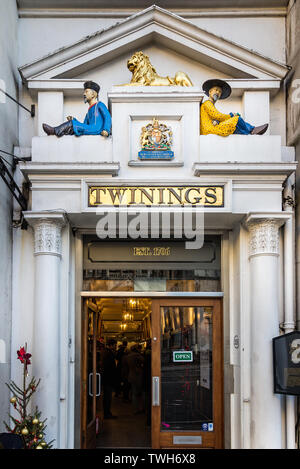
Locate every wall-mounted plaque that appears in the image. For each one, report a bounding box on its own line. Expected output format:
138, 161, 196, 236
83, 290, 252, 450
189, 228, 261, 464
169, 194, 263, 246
138, 118, 174, 160
173, 436, 202, 445
273, 331, 300, 395
88, 185, 224, 207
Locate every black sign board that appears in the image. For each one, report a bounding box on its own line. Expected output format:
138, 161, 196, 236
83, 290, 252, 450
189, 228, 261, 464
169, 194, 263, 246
273, 331, 300, 395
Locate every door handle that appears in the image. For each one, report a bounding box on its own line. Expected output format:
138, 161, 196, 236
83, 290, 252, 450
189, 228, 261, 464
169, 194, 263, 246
152, 376, 160, 406
88, 372, 93, 397
96, 373, 101, 397
89, 373, 101, 397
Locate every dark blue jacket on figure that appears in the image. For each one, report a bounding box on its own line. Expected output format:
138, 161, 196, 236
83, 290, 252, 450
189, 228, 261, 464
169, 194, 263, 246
72, 101, 112, 136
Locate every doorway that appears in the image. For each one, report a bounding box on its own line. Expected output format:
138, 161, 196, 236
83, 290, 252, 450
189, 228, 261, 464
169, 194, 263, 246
81, 296, 223, 449
81, 297, 152, 449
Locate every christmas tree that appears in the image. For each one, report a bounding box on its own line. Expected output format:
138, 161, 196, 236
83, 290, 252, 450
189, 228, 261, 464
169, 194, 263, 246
4, 344, 54, 449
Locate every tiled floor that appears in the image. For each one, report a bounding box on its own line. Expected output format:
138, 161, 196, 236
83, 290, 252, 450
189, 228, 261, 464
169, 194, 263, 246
96, 395, 151, 448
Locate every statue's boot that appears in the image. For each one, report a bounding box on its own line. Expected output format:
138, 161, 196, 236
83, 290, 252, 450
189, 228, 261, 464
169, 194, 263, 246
42, 123, 55, 135
43, 120, 74, 137
251, 123, 268, 135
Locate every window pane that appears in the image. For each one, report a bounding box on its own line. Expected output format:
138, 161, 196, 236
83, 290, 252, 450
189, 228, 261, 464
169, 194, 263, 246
82, 237, 221, 292
160, 306, 213, 431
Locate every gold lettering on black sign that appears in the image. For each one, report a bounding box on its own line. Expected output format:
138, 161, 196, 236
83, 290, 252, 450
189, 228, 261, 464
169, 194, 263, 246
88, 186, 224, 207
133, 247, 171, 256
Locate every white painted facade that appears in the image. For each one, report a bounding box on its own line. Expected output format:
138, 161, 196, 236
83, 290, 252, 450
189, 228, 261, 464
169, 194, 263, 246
0, 0, 18, 434
4, 1, 299, 449
286, 0, 300, 446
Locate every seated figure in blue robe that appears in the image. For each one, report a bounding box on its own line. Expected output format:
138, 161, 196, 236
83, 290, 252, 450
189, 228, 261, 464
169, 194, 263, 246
42, 81, 111, 138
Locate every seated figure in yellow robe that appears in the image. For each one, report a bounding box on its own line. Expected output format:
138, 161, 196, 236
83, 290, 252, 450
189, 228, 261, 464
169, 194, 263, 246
200, 79, 268, 136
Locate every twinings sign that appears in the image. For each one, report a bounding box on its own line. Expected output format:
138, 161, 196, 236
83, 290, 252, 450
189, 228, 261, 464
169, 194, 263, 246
88, 185, 224, 207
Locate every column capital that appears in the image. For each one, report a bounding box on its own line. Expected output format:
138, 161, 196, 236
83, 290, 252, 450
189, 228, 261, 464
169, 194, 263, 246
24, 211, 67, 257
244, 213, 290, 258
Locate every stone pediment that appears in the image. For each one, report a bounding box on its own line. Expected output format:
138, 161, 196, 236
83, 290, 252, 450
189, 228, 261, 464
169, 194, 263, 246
19, 5, 289, 88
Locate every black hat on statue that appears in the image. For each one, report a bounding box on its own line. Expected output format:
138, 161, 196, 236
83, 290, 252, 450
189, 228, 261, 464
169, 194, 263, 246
202, 79, 232, 100
84, 81, 100, 94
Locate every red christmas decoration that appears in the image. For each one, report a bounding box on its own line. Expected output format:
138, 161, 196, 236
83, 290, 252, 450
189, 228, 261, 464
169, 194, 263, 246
17, 346, 32, 366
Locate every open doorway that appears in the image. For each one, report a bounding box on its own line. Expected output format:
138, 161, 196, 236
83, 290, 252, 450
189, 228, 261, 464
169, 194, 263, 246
81, 295, 223, 449
82, 297, 152, 449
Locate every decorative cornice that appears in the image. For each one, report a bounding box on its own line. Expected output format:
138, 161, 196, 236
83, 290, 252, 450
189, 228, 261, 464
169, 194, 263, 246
109, 86, 204, 103
193, 161, 297, 177
20, 162, 120, 178
19, 5, 289, 82
27, 79, 86, 96
17, 0, 289, 13
27, 78, 281, 96
18, 8, 288, 19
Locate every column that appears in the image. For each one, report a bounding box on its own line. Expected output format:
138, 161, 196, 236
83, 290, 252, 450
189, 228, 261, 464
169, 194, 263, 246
25, 212, 66, 448
246, 216, 283, 449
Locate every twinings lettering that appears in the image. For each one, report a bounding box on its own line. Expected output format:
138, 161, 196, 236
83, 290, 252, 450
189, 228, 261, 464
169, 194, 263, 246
88, 186, 224, 207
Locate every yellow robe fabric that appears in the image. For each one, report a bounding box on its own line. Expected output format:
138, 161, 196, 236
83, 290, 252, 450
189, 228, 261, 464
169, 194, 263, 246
200, 100, 239, 137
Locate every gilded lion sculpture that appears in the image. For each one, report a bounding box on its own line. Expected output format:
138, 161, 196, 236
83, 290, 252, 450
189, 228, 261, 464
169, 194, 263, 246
123, 51, 193, 87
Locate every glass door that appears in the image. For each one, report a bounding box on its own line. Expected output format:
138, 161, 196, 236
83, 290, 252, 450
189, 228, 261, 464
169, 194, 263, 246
81, 299, 101, 449
151, 299, 223, 449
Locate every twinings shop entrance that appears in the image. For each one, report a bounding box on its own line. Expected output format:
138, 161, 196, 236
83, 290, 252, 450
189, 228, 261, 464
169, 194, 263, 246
81, 237, 223, 449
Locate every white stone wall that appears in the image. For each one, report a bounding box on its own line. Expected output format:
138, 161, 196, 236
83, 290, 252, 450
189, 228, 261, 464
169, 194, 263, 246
287, 1, 300, 335
17, 12, 288, 147
191, 17, 286, 64
18, 15, 286, 66
0, 0, 18, 433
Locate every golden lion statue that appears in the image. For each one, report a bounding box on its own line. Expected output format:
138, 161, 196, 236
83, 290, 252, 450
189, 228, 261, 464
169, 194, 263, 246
123, 51, 193, 87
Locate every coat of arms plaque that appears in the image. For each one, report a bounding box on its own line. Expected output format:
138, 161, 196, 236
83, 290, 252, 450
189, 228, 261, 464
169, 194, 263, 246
138, 118, 174, 160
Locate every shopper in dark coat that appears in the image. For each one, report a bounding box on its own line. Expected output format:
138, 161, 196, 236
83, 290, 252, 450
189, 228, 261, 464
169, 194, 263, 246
100, 338, 117, 419
123, 344, 145, 414
115, 340, 128, 397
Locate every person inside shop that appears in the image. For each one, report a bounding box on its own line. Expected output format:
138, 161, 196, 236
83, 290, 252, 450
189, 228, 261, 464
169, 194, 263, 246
121, 345, 131, 403
42, 80, 111, 138
115, 340, 128, 398
123, 344, 145, 415
100, 338, 118, 419
200, 78, 268, 136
